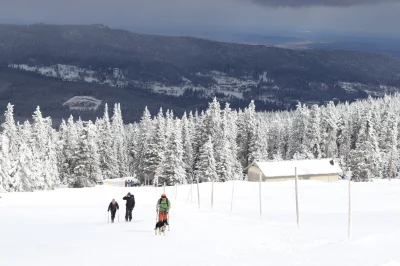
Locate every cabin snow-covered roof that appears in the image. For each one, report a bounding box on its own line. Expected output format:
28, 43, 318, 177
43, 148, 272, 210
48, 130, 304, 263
250, 159, 343, 178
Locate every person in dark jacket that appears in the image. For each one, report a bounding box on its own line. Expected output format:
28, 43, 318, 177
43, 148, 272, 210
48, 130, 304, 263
122, 192, 135, 222
107, 199, 119, 223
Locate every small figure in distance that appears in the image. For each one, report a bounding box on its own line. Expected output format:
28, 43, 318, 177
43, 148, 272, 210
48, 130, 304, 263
123, 192, 135, 222
107, 199, 119, 223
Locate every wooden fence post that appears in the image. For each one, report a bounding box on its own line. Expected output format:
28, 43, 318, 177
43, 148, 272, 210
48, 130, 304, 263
259, 171, 262, 219
197, 178, 200, 209
347, 171, 352, 239
295, 167, 300, 228
230, 180, 235, 215
211, 180, 214, 210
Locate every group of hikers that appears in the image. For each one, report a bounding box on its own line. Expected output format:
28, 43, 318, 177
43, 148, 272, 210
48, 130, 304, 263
107, 192, 171, 228
124, 180, 138, 187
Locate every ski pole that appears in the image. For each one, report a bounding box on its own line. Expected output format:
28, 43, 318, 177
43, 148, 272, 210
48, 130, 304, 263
168, 211, 170, 231
167, 209, 170, 231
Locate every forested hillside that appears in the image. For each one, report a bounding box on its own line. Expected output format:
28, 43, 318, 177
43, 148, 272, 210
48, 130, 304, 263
1, 93, 399, 192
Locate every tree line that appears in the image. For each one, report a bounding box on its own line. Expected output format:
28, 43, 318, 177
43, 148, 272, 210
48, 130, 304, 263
1, 94, 399, 192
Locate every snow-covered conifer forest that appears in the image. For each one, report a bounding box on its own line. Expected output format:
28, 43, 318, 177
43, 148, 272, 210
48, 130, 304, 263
1, 94, 399, 192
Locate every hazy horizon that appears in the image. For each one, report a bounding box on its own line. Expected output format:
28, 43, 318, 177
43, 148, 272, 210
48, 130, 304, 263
1, 0, 400, 38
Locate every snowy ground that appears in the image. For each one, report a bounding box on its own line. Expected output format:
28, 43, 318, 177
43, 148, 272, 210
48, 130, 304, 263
1, 180, 400, 266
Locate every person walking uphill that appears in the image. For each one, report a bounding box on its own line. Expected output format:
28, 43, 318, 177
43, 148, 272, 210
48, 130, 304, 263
123, 192, 135, 222
107, 199, 119, 223
157, 193, 171, 224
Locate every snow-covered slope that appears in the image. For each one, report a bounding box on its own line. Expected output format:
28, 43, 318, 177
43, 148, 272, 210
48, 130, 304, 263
8, 64, 277, 100
3, 23, 400, 111
1, 180, 400, 266
9, 64, 129, 88
8, 62, 400, 106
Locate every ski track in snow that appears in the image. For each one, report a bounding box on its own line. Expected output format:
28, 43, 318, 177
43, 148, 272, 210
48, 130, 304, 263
1, 180, 400, 266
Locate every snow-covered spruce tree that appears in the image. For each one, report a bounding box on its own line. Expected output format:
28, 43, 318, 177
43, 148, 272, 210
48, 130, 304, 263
194, 98, 222, 171
350, 110, 382, 181
136, 107, 157, 185
87, 121, 103, 184
181, 112, 194, 181
0, 134, 11, 192
195, 136, 218, 182
140, 110, 167, 186
158, 119, 186, 185
188, 111, 196, 138
279, 115, 292, 160
215, 103, 241, 181
31, 107, 47, 190
245, 101, 258, 165
165, 109, 175, 139
216, 134, 233, 182
337, 103, 353, 170
248, 120, 269, 163
227, 106, 244, 180
126, 123, 139, 176
151, 108, 168, 185
192, 110, 204, 168
45, 118, 60, 189
349, 102, 363, 153
379, 109, 398, 179
69, 122, 97, 188
236, 109, 247, 167
236, 101, 258, 168
1, 104, 19, 192
111, 103, 129, 178
207, 99, 224, 167
57, 119, 69, 185
14, 121, 35, 191
224, 103, 243, 180
97, 104, 118, 179
321, 101, 338, 159
289, 103, 313, 160
216, 106, 232, 181
305, 104, 321, 159
31, 107, 59, 190
267, 115, 288, 161
188, 111, 197, 163
60, 116, 79, 185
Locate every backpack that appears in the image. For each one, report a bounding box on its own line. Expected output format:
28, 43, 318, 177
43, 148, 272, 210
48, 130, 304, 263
158, 197, 170, 207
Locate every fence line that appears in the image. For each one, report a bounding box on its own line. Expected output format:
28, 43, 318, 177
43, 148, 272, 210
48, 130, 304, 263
154, 170, 358, 241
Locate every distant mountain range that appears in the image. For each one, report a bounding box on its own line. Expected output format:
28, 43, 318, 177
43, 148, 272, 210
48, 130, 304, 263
1, 23, 400, 124
149, 29, 400, 59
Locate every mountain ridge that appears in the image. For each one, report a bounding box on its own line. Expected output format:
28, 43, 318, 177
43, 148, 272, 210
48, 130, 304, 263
1, 23, 400, 123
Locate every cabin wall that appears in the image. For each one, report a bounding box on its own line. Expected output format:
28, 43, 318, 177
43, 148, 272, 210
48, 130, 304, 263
263, 174, 339, 182
247, 166, 339, 182
247, 166, 266, 182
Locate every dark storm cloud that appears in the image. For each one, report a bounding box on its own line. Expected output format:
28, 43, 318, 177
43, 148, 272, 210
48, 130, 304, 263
249, 0, 400, 7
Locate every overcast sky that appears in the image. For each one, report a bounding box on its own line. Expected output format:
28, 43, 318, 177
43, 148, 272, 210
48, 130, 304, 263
1, 0, 400, 36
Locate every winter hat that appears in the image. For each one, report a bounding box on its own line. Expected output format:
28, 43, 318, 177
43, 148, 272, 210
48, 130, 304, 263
128, 192, 131, 196
161, 193, 166, 198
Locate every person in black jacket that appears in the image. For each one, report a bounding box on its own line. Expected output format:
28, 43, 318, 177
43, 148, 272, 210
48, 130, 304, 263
107, 199, 119, 223
122, 192, 135, 222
